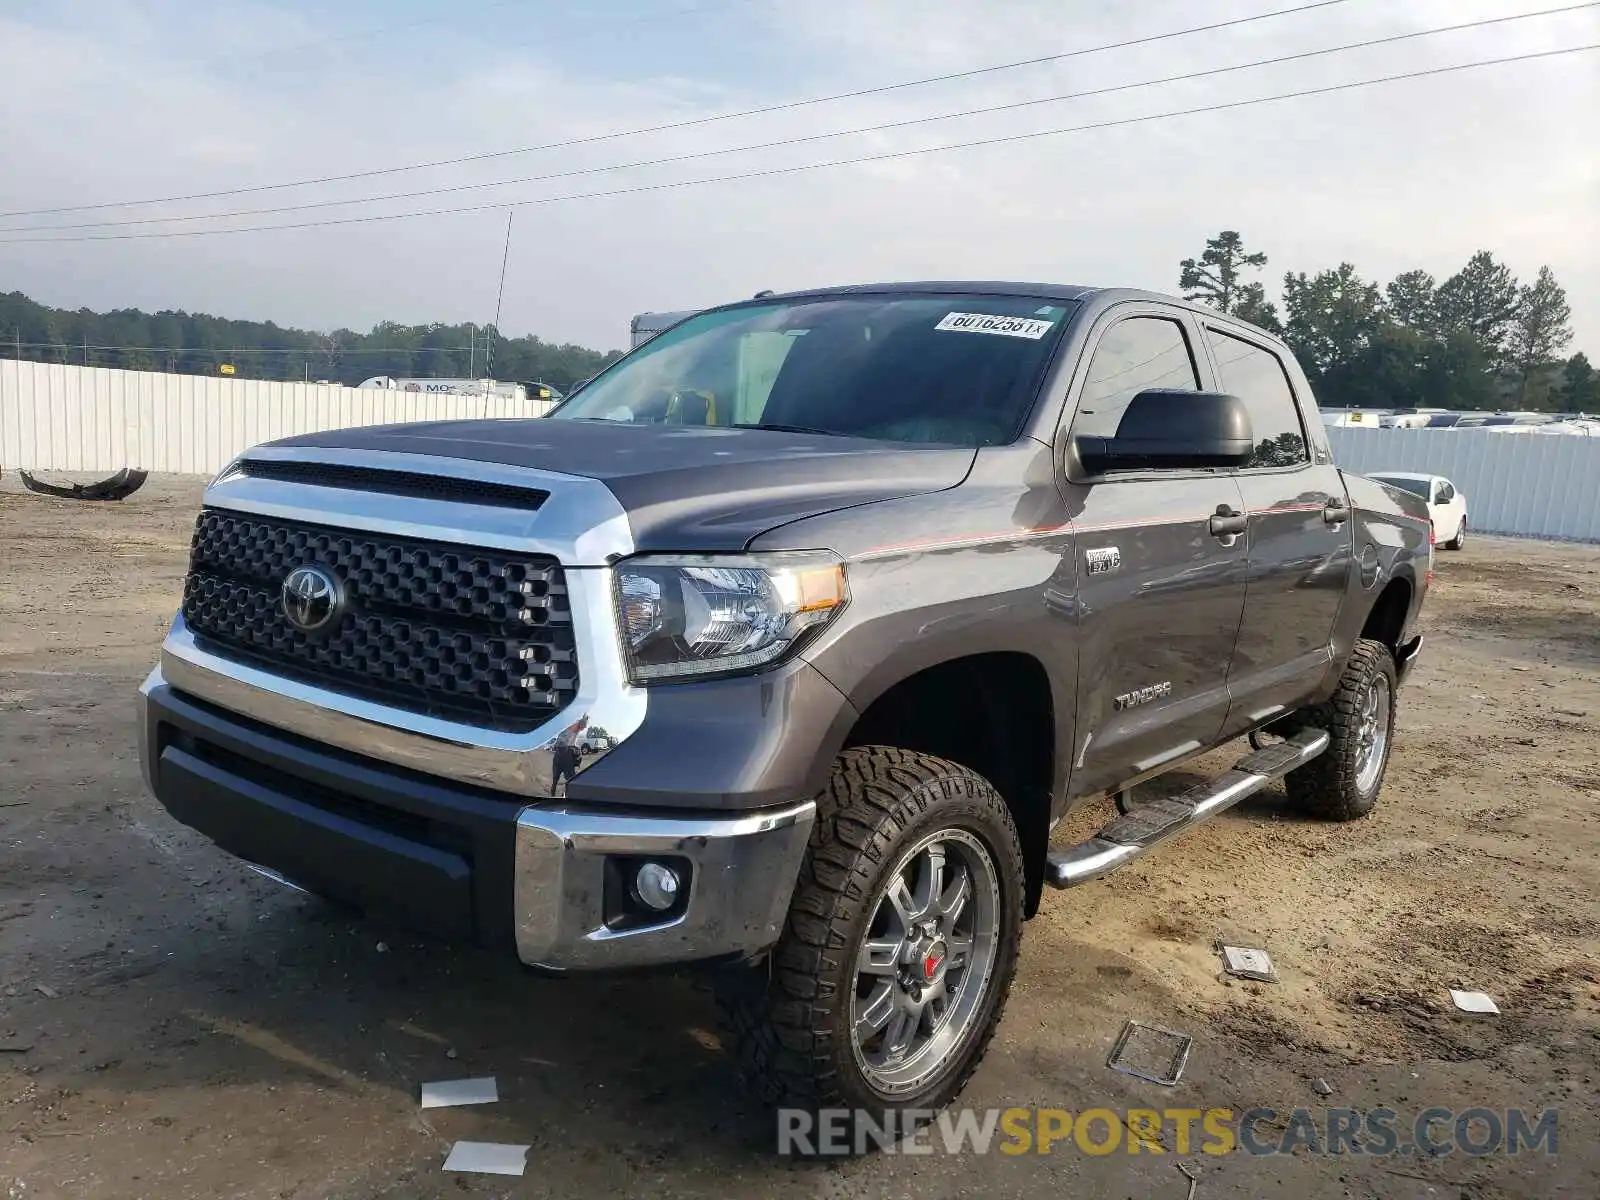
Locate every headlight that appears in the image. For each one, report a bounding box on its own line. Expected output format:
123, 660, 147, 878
613, 553, 847, 684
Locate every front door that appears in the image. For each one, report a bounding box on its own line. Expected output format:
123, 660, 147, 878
1059, 306, 1250, 797
1200, 324, 1354, 734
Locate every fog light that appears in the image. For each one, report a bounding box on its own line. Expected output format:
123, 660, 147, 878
634, 862, 680, 911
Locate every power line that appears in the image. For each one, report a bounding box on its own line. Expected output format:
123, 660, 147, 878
2, 43, 1592, 246
10, 4, 1588, 235
0, 0, 1357, 220
486, 212, 516, 380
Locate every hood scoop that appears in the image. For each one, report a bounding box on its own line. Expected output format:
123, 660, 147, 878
236, 458, 550, 510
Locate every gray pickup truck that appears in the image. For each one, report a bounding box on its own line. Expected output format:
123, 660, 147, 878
139, 281, 1430, 1117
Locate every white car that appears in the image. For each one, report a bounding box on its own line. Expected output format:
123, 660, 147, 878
1369, 472, 1469, 549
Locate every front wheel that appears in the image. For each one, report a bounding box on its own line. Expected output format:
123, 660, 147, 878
719, 747, 1024, 1117
1446, 519, 1466, 550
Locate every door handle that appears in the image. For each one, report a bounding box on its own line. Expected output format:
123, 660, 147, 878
1209, 504, 1247, 538
1323, 499, 1351, 524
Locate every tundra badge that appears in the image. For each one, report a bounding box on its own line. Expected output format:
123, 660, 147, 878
1114, 681, 1172, 711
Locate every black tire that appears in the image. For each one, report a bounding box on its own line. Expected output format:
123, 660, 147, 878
1284, 638, 1397, 821
718, 746, 1024, 1118
1446, 519, 1466, 550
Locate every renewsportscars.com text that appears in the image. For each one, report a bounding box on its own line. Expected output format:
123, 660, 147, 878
777, 1106, 1559, 1157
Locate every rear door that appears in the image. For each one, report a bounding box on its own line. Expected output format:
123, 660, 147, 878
1060, 305, 1249, 796
1202, 325, 1354, 736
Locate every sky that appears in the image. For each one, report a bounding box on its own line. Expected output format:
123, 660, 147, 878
0, 0, 1596, 355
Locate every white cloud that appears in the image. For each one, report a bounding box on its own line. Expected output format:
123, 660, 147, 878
0, 0, 1594, 356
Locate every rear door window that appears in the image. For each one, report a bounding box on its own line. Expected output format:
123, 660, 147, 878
1206, 329, 1309, 469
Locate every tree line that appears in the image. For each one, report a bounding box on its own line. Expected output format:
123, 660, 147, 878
7, 248, 1595, 413
0, 291, 622, 392
1179, 232, 1596, 412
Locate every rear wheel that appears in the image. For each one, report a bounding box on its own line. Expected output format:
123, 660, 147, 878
1284, 638, 1396, 821
719, 747, 1024, 1117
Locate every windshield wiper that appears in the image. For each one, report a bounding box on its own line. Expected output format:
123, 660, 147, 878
730, 422, 839, 436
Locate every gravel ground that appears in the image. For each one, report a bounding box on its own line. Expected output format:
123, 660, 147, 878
2, 474, 1597, 1199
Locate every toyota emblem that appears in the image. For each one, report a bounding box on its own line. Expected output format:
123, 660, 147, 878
281, 565, 345, 634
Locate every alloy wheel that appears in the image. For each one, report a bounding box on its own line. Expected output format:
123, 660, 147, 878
849, 828, 1001, 1096
1353, 673, 1391, 794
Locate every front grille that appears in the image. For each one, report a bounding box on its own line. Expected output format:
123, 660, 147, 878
181, 508, 578, 731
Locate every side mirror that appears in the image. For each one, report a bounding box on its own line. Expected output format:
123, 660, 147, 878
1076, 388, 1254, 474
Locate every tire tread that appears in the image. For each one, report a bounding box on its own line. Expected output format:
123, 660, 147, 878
718, 746, 1024, 1112
1284, 638, 1396, 821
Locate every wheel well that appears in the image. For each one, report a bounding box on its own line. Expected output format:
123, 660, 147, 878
1360, 578, 1412, 653
844, 653, 1054, 917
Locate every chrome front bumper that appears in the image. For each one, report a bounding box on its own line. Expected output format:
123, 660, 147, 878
512, 799, 815, 970
142, 664, 815, 971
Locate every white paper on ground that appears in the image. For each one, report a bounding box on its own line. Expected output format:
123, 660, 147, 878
442, 1142, 529, 1176
1221, 945, 1278, 982
420, 1076, 499, 1109
1449, 989, 1500, 1014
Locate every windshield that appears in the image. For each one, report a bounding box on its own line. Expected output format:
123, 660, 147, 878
552, 294, 1075, 445
1372, 475, 1431, 498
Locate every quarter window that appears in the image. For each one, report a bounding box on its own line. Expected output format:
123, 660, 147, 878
1071, 316, 1200, 439
1206, 329, 1308, 469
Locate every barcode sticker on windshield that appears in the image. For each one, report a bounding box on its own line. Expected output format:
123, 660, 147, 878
935, 312, 1055, 340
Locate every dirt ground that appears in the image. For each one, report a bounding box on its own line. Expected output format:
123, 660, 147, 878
2, 474, 1597, 1199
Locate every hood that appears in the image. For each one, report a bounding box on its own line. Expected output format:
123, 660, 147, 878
270, 418, 976, 552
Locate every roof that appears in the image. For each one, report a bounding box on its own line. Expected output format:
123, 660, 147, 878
725, 279, 1285, 321
1367, 471, 1436, 481
670, 281, 1291, 348
754, 281, 1102, 302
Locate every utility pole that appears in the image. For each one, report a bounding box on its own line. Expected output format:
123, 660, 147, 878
468, 323, 476, 378
484, 212, 515, 408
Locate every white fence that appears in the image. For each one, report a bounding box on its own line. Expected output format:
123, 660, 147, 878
1328, 426, 1600, 543
0, 360, 554, 477
5, 362, 1598, 541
